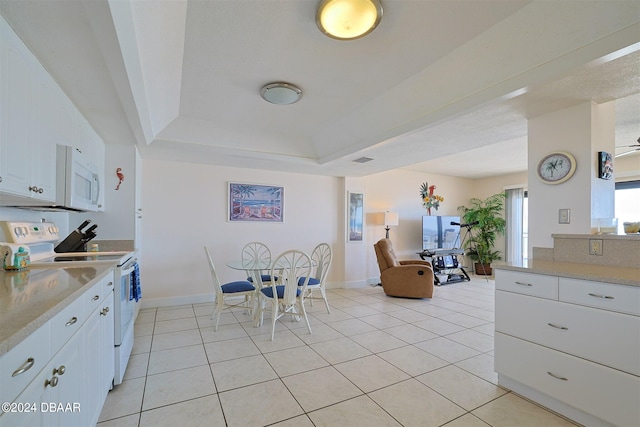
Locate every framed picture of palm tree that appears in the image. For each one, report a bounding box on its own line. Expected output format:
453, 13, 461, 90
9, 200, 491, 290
228, 183, 284, 222
347, 192, 364, 242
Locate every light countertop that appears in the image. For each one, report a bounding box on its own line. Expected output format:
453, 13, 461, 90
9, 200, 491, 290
0, 265, 114, 356
494, 259, 640, 287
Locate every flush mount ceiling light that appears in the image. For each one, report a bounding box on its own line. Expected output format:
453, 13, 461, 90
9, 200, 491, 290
316, 0, 383, 40
260, 82, 302, 105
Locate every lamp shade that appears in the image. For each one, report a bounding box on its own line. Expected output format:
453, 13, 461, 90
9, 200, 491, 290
316, 0, 383, 40
384, 211, 399, 227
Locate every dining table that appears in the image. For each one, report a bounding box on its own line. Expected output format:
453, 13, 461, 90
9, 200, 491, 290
226, 259, 278, 326
226, 259, 273, 287
226, 257, 315, 327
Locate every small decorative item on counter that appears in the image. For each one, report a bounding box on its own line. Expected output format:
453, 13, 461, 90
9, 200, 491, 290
593, 217, 618, 234
3, 246, 31, 271
623, 221, 640, 234
419, 181, 444, 215
90, 243, 100, 252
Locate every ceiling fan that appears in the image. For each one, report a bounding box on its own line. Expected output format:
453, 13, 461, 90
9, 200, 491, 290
615, 136, 640, 158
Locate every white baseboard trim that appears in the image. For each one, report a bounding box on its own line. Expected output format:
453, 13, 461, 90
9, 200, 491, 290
139, 279, 382, 309
498, 375, 614, 427
342, 279, 372, 289
140, 293, 214, 309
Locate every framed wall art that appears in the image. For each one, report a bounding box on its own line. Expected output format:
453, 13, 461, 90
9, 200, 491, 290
228, 183, 284, 222
598, 151, 613, 180
347, 192, 364, 242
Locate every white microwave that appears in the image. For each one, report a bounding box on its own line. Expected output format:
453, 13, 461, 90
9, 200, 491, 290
56, 145, 101, 211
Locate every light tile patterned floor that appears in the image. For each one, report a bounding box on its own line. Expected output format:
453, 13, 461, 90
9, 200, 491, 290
97, 278, 579, 427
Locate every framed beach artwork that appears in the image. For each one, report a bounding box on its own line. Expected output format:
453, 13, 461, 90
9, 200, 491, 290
347, 192, 364, 242
228, 183, 284, 223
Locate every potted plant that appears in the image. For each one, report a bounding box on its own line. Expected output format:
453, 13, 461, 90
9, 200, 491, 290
457, 193, 506, 275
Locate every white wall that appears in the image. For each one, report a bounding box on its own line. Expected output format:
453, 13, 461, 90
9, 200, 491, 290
362, 169, 476, 282
139, 159, 342, 306
528, 102, 615, 250
70, 144, 137, 240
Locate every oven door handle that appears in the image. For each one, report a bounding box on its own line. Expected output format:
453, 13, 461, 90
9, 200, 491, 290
121, 259, 138, 276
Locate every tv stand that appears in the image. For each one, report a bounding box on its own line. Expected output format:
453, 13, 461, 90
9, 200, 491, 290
417, 249, 470, 286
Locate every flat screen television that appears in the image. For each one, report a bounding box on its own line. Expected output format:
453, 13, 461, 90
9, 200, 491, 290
422, 216, 461, 250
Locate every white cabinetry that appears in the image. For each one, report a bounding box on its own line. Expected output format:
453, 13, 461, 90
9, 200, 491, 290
495, 269, 640, 427
0, 18, 56, 203
83, 281, 114, 426
0, 15, 105, 208
0, 272, 115, 427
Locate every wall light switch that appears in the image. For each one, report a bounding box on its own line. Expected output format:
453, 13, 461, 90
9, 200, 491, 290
559, 209, 570, 224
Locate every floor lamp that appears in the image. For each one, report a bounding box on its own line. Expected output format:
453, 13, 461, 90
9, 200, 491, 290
384, 211, 399, 238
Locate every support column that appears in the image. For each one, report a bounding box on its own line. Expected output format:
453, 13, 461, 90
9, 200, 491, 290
528, 101, 615, 251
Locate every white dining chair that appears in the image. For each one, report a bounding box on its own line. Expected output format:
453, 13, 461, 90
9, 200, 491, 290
204, 246, 256, 331
299, 243, 332, 313
257, 250, 312, 340
241, 241, 278, 286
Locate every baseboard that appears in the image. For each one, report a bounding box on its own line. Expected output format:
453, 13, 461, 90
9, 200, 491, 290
343, 278, 373, 289
498, 375, 614, 427
140, 293, 214, 309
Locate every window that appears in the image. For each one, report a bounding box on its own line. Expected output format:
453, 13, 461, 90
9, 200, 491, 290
616, 180, 640, 233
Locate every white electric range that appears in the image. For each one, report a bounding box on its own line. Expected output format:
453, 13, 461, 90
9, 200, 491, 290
0, 221, 139, 386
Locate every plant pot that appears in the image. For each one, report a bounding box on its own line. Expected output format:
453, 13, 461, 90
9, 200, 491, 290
474, 263, 492, 276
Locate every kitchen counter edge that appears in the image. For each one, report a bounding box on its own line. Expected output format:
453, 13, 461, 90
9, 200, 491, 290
494, 260, 640, 287
0, 265, 115, 357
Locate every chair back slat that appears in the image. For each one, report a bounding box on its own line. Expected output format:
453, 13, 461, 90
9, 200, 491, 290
204, 246, 223, 293
271, 250, 311, 305
242, 241, 271, 264
311, 243, 332, 283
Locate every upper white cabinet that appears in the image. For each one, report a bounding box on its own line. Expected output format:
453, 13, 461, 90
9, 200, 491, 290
0, 16, 105, 207
0, 19, 44, 200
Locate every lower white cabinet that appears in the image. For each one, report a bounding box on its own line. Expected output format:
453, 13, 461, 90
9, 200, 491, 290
495, 269, 640, 427
84, 292, 114, 426
0, 327, 82, 427
0, 272, 115, 427
496, 333, 639, 427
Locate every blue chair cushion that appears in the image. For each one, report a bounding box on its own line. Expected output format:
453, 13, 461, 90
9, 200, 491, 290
298, 277, 321, 286
248, 274, 278, 283
260, 285, 301, 298
221, 281, 255, 293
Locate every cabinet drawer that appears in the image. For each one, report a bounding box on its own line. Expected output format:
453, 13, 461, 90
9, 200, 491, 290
0, 323, 51, 405
495, 269, 558, 299
49, 296, 84, 352
559, 278, 640, 316
496, 333, 640, 427
84, 273, 112, 314
496, 291, 640, 375
84, 280, 104, 315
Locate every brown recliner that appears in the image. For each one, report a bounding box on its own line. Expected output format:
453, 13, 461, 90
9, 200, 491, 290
374, 238, 434, 298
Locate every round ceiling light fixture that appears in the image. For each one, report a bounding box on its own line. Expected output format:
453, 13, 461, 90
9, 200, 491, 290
260, 82, 303, 105
316, 0, 383, 40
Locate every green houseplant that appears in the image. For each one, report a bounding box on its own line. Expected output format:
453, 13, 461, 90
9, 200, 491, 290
457, 193, 506, 275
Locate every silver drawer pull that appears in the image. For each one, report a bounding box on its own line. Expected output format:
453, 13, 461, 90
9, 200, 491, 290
12, 358, 35, 377
515, 281, 533, 287
92, 295, 100, 301
547, 323, 568, 330
588, 293, 614, 300
65, 317, 78, 327
547, 371, 568, 381
107, 281, 113, 287
45, 376, 58, 388
100, 307, 110, 316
